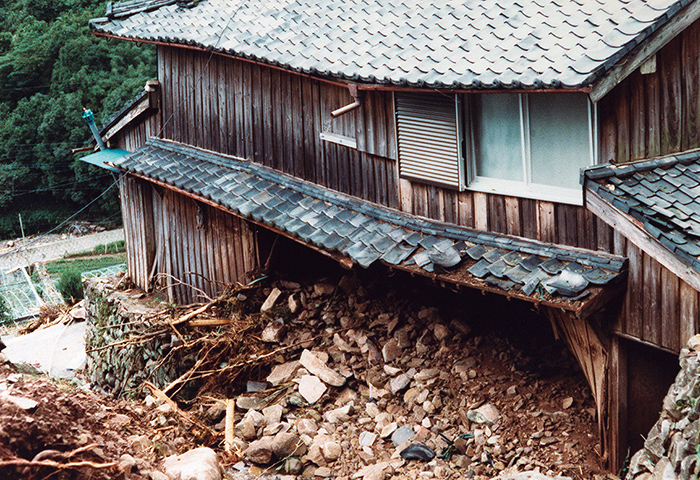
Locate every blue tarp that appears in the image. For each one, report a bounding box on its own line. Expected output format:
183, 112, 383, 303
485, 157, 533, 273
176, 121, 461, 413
79, 149, 128, 172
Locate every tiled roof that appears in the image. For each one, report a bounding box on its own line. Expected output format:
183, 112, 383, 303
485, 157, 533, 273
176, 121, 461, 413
585, 150, 700, 271
90, 0, 691, 90
115, 139, 626, 307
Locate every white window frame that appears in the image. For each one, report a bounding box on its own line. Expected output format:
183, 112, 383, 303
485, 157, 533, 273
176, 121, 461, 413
465, 93, 597, 206
394, 92, 598, 206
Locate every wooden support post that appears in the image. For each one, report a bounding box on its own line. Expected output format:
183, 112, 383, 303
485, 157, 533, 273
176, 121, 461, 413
608, 335, 628, 472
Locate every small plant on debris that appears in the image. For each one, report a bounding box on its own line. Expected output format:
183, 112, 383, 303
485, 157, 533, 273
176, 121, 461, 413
57, 268, 83, 303
0, 295, 11, 324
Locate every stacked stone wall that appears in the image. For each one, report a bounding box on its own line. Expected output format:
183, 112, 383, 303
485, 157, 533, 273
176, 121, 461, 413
84, 278, 194, 397
627, 335, 700, 479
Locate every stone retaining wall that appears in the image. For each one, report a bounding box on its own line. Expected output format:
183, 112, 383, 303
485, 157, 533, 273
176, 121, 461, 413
626, 335, 700, 479
84, 277, 194, 398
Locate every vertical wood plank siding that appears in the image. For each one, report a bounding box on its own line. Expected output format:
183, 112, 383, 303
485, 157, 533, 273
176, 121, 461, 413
157, 46, 612, 250
121, 177, 256, 304
599, 21, 700, 162
611, 232, 698, 352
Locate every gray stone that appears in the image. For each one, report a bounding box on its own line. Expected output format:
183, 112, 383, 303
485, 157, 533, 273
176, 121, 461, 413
299, 350, 345, 387
324, 404, 353, 423
313, 283, 335, 296
298, 375, 327, 404
321, 440, 342, 462
272, 432, 306, 458
433, 324, 449, 341
266, 361, 300, 386
260, 288, 283, 313
1, 393, 38, 411
262, 404, 283, 425
118, 454, 136, 473
261, 321, 286, 343
467, 403, 500, 424
382, 338, 402, 363
243, 438, 273, 465
236, 395, 264, 411
163, 447, 221, 480
391, 425, 415, 446
359, 431, 377, 447
389, 373, 410, 394
296, 418, 318, 437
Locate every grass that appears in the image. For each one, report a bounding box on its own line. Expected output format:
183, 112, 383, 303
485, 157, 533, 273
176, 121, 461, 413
63, 240, 126, 259
44, 253, 127, 277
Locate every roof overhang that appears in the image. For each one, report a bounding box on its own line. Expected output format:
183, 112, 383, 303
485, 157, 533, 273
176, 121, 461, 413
112, 138, 628, 318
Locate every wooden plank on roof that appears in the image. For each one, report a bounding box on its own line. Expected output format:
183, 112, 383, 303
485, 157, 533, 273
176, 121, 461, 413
538, 201, 555, 243
504, 196, 520, 236
615, 81, 630, 163
625, 242, 643, 338
629, 71, 646, 160
456, 191, 474, 228
682, 21, 700, 151
645, 71, 661, 158
473, 192, 488, 231
642, 253, 661, 345
589, 0, 700, 102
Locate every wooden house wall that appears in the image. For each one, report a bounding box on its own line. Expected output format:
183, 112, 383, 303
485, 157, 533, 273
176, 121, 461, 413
108, 108, 161, 152
599, 19, 700, 163
157, 45, 615, 251
609, 230, 700, 352
157, 46, 398, 209
120, 175, 257, 304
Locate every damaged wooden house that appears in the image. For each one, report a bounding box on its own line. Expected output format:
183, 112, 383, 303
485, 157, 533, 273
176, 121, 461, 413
87, 0, 700, 469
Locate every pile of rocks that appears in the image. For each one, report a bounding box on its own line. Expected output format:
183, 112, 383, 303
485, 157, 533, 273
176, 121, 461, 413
83, 271, 603, 479
626, 335, 700, 480
194, 276, 599, 479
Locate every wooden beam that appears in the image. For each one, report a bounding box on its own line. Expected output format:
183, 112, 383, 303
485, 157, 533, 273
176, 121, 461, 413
104, 97, 153, 141
590, 1, 700, 103
586, 188, 700, 292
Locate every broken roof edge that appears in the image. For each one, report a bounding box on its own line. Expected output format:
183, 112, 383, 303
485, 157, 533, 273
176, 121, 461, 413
112, 138, 628, 313
585, 185, 700, 293
584, 148, 700, 181
142, 137, 626, 272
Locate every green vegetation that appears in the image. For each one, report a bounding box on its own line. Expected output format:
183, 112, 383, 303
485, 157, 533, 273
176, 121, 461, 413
0, 0, 156, 238
44, 253, 126, 277
0, 295, 11, 324
64, 239, 126, 258
57, 268, 83, 302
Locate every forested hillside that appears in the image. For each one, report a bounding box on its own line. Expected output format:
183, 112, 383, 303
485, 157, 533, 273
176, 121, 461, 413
0, 0, 156, 238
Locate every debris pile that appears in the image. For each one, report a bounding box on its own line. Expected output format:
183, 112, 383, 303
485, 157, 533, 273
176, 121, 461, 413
80, 271, 605, 479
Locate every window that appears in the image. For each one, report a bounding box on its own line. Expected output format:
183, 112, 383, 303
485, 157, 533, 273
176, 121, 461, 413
395, 92, 597, 205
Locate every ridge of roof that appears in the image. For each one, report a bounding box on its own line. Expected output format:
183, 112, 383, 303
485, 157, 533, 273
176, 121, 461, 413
90, 0, 693, 91
113, 138, 626, 308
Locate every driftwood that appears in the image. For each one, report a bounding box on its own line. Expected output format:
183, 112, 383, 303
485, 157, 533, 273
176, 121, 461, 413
0, 444, 118, 472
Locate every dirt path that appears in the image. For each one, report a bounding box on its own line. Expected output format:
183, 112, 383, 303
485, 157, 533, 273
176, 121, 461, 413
0, 229, 124, 272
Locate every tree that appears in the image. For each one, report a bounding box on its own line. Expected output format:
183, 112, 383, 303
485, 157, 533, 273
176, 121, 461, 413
0, 0, 157, 238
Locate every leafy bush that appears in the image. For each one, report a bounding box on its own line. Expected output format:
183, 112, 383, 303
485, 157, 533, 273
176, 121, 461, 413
0, 295, 11, 324
56, 268, 83, 303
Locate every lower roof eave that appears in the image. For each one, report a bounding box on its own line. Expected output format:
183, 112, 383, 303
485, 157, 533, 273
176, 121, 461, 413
110, 138, 628, 316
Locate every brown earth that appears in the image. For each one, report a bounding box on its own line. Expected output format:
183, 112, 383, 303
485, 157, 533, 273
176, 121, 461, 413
0, 260, 614, 480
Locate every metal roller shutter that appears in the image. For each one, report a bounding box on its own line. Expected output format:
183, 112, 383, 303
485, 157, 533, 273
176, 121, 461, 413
395, 93, 464, 190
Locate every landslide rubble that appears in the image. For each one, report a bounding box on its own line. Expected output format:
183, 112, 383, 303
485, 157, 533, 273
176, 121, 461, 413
1, 270, 609, 480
